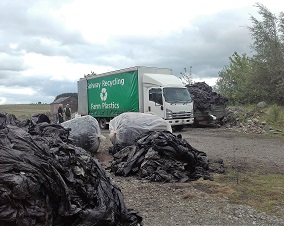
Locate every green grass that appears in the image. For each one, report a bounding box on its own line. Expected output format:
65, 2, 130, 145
264, 104, 284, 130
189, 170, 284, 217
0, 104, 51, 120
214, 171, 284, 216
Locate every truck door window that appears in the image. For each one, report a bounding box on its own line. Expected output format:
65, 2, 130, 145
149, 88, 163, 105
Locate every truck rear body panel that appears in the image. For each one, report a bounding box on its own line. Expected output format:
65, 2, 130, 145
77, 79, 88, 115
87, 70, 139, 118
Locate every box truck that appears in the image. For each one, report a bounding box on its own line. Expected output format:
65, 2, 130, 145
77, 66, 194, 129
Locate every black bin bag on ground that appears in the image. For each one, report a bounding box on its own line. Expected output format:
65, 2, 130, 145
0, 112, 142, 226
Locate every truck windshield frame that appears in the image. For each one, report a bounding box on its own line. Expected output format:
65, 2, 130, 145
163, 87, 192, 104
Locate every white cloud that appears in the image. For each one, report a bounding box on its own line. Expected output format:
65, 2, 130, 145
55, 0, 282, 44
0, 0, 283, 104
57, 0, 247, 43
22, 52, 110, 81
0, 97, 6, 104
192, 77, 218, 87
0, 86, 36, 95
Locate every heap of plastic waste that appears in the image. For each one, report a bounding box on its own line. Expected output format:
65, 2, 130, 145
186, 82, 228, 111
0, 112, 142, 226
110, 130, 225, 182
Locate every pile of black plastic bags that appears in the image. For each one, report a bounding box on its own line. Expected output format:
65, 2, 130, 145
0, 112, 142, 226
110, 130, 224, 182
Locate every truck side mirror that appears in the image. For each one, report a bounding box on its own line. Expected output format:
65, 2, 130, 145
160, 106, 163, 110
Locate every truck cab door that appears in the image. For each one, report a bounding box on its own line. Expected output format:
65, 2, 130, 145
145, 87, 165, 119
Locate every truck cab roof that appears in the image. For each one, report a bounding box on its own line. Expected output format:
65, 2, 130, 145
143, 73, 185, 87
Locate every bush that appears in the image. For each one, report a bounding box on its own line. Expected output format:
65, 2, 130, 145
265, 105, 284, 128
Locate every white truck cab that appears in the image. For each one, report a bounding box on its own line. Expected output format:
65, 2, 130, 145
143, 73, 194, 129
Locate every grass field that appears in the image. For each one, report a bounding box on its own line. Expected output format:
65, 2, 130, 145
0, 104, 52, 120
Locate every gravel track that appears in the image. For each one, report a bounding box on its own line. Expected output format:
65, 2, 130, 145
97, 127, 284, 226
179, 127, 284, 174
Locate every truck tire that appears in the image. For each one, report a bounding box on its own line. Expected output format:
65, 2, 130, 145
172, 125, 184, 132
99, 118, 107, 130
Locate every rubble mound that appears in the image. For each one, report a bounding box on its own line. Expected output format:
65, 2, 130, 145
186, 82, 228, 110
222, 106, 282, 134
109, 131, 224, 183
0, 112, 142, 226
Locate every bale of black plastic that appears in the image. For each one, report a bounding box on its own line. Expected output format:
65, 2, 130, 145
0, 113, 142, 226
186, 82, 228, 111
109, 112, 172, 146
110, 131, 223, 182
0, 112, 20, 128
31, 113, 51, 124
61, 115, 104, 154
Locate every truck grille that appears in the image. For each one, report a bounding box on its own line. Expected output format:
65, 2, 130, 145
172, 112, 192, 119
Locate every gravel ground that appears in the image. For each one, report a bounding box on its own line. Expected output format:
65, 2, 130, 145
96, 127, 284, 226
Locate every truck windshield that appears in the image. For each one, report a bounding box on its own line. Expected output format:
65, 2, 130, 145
163, 87, 192, 104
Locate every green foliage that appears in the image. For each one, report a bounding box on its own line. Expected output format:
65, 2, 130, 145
54, 93, 78, 101
265, 104, 284, 128
217, 4, 284, 105
216, 52, 253, 104
248, 3, 284, 104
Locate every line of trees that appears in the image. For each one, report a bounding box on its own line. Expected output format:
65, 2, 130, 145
216, 3, 284, 105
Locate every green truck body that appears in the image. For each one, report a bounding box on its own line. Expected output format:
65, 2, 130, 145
87, 70, 139, 118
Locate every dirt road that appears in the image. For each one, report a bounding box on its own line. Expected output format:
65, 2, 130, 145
178, 127, 284, 174
97, 127, 284, 226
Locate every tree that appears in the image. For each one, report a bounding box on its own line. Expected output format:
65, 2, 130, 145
248, 3, 284, 104
216, 4, 284, 105
216, 52, 253, 104
84, 71, 97, 77
179, 67, 193, 85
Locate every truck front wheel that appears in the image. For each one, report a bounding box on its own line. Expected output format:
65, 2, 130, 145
172, 125, 184, 132
99, 118, 108, 130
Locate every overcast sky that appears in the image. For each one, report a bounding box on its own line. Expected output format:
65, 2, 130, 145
0, 0, 282, 105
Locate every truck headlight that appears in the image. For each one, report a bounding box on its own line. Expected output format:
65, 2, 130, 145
166, 109, 173, 119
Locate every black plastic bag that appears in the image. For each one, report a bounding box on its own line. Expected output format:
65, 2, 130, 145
0, 113, 142, 226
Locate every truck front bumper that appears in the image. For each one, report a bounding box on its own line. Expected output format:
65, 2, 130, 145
166, 117, 194, 126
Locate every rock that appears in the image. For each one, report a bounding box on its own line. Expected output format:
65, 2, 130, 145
261, 121, 266, 125
252, 118, 259, 124
257, 101, 267, 108
264, 125, 272, 132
